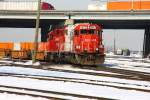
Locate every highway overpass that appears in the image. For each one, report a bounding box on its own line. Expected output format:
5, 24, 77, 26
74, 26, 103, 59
0, 10, 150, 28
0, 10, 150, 57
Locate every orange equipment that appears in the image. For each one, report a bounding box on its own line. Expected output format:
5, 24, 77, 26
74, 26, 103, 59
0, 42, 13, 58
107, 1, 150, 10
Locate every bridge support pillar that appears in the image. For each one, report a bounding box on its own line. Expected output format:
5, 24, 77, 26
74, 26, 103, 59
143, 26, 150, 58
41, 25, 51, 42
40, 21, 66, 42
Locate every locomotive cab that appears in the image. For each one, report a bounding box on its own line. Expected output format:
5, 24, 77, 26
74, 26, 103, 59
73, 23, 104, 54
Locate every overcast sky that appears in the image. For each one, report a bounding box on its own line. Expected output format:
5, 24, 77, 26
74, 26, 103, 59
0, 0, 145, 51
44, 0, 92, 10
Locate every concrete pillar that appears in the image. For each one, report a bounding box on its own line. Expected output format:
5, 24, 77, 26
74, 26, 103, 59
40, 21, 66, 42
143, 26, 150, 58
41, 25, 51, 42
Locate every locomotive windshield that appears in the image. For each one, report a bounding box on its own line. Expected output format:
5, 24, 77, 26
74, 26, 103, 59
89, 29, 95, 34
80, 29, 96, 34
80, 29, 88, 34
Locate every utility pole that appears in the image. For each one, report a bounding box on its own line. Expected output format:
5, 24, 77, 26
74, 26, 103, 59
113, 30, 116, 55
32, 0, 41, 63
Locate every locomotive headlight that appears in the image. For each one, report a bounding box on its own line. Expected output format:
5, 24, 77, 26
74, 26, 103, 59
96, 48, 99, 51
76, 45, 80, 49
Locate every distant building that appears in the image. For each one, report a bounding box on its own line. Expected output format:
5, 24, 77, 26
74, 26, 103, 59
1, 0, 37, 2
88, 0, 107, 10
0, 0, 54, 10
88, 4, 100, 10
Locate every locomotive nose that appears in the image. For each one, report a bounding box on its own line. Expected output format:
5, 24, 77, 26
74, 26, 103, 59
81, 35, 98, 53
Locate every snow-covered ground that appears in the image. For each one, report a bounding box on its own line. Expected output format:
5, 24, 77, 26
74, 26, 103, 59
0, 66, 149, 99
0, 53, 150, 99
0, 66, 150, 89
105, 53, 150, 73
0, 60, 40, 66
0, 76, 150, 100
0, 93, 48, 100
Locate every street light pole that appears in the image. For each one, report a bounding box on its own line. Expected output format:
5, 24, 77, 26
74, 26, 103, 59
113, 29, 116, 55
32, 0, 41, 63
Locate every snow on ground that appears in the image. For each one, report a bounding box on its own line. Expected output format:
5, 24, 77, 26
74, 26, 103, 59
104, 58, 150, 73
0, 53, 150, 99
105, 53, 150, 73
0, 66, 150, 88
14, 60, 40, 66
105, 58, 150, 68
0, 76, 150, 100
0, 66, 150, 91
0, 60, 13, 64
46, 64, 122, 75
0, 87, 89, 100
0, 60, 40, 66
0, 92, 48, 100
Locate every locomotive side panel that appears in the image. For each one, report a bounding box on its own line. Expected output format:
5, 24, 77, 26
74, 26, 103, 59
47, 29, 65, 52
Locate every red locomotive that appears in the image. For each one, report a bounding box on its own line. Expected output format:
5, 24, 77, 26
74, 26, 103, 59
0, 23, 105, 66
46, 23, 105, 65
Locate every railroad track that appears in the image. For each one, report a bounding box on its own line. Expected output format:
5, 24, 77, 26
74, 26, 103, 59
0, 60, 150, 82
0, 62, 150, 99
0, 84, 106, 100
42, 65, 150, 81
0, 76, 113, 100
1, 57, 150, 74
0, 72, 150, 93
0, 85, 61, 100
0, 64, 150, 86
